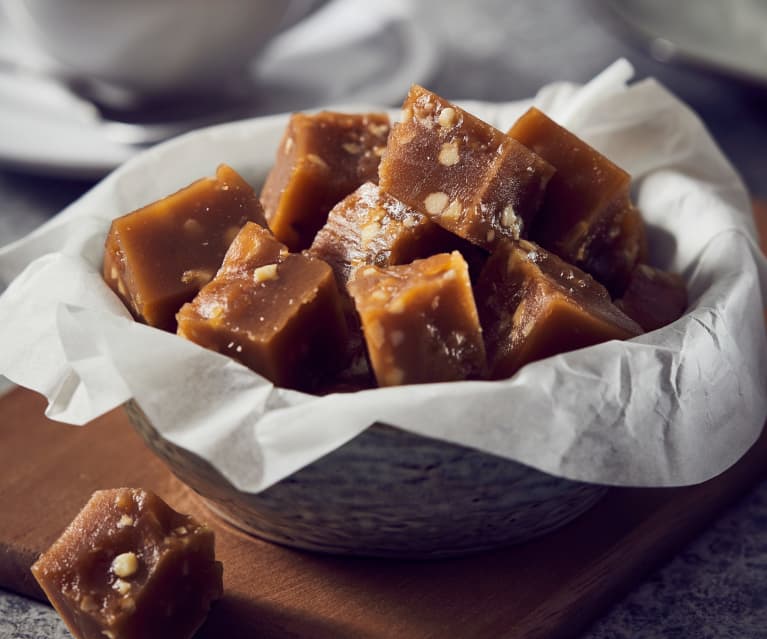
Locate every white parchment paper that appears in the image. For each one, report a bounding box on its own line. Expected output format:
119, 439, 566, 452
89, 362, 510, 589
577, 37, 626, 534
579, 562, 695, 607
1, 60, 765, 490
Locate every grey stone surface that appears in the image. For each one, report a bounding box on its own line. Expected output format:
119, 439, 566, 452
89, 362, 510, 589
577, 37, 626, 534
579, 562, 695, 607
1, 0, 765, 636
585, 480, 767, 638
0, 593, 70, 639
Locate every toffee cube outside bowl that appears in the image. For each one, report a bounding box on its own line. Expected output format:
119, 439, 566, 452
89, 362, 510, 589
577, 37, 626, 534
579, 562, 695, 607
125, 400, 607, 559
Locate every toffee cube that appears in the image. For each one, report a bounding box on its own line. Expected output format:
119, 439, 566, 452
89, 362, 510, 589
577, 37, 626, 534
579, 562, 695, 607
31, 488, 223, 639
308, 182, 461, 287
507, 107, 644, 294
103, 164, 267, 332
348, 251, 487, 386
475, 240, 643, 379
177, 222, 348, 391
260, 111, 390, 251
378, 85, 554, 251
615, 264, 687, 331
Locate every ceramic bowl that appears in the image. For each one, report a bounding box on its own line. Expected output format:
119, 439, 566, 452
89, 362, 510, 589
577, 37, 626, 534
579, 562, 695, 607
125, 401, 607, 558
109, 100, 611, 559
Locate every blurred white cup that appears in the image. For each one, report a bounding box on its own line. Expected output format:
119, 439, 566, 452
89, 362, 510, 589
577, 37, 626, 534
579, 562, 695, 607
3, 0, 328, 98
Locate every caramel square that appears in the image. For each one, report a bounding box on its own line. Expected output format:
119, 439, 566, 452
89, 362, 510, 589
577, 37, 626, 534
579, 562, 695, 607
348, 252, 486, 386
177, 222, 348, 391
475, 240, 643, 378
260, 111, 390, 251
379, 86, 554, 250
103, 164, 267, 332
583, 201, 648, 296
508, 107, 644, 294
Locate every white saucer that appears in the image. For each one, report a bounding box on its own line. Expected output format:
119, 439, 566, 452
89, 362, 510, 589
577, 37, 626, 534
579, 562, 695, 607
604, 0, 767, 87
0, 0, 437, 179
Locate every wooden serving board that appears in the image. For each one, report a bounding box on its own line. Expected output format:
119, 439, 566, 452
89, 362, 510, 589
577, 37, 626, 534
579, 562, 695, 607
1, 202, 765, 638
1, 389, 765, 639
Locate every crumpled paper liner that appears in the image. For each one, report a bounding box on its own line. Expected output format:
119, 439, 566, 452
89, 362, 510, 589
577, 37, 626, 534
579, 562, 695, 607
1, 59, 765, 491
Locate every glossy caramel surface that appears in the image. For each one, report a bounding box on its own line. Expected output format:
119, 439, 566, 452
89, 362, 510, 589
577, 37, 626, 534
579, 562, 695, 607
582, 201, 648, 297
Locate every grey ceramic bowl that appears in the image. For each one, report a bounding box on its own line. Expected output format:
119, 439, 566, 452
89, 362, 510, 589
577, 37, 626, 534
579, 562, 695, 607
125, 400, 607, 559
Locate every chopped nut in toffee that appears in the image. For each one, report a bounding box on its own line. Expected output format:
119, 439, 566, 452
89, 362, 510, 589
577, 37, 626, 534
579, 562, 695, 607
31, 488, 222, 639
379, 85, 554, 250
260, 111, 390, 251
177, 222, 349, 391
102, 164, 267, 332
475, 240, 643, 378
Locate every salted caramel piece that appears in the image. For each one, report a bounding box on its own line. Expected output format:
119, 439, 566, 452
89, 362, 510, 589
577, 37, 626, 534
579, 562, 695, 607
31, 488, 222, 639
507, 107, 644, 294
177, 222, 348, 391
260, 111, 390, 251
348, 252, 486, 386
308, 182, 464, 287
378, 86, 554, 251
103, 164, 267, 332
616, 264, 687, 331
475, 240, 643, 379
